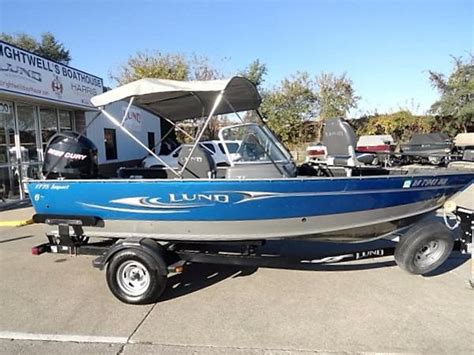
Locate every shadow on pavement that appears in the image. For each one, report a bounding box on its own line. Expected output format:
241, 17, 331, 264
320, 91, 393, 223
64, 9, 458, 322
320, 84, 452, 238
161, 260, 398, 302
423, 251, 470, 277
161, 263, 258, 301
0, 235, 35, 244
0, 199, 31, 212
159, 238, 469, 302
160, 239, 398, 302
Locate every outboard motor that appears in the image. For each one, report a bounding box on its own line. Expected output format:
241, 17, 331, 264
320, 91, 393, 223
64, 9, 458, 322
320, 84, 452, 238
43, 132, 98, 179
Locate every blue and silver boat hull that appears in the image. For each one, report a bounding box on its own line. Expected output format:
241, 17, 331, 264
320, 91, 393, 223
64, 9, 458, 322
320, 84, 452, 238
28, 172, 473, 242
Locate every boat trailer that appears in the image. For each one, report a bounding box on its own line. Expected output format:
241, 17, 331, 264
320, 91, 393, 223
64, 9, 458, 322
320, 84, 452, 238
31, 214, 472, 305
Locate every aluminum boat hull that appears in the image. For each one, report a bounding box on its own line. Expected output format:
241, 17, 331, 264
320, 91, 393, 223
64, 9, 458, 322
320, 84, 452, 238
28, 172, 473, 242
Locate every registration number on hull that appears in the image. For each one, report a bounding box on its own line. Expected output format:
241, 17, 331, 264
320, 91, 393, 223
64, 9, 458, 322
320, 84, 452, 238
403, 178, 449, 189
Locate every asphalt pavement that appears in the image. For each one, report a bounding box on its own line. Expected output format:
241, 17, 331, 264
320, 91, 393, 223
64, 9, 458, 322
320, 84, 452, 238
0, 214, 473, 354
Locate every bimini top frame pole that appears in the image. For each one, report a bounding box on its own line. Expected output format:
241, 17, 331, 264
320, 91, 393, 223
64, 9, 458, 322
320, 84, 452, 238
178, 91, 224, 176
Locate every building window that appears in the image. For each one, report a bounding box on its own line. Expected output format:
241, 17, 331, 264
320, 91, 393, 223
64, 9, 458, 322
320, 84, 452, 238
40, 107, 58, 150
18, 103, 40, 162
147, 132, 155, 151
104, 128, 117, 160
59, 110, 74, 131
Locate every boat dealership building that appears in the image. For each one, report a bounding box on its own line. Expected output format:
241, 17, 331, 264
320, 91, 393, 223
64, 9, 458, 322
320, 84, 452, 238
0, 40, 161, 200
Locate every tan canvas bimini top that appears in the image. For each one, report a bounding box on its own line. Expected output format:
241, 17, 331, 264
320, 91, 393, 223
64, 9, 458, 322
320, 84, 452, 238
90, 76, 261, 121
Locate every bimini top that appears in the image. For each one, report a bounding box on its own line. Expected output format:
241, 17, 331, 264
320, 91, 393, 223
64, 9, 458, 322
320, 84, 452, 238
90, 76, 261, 121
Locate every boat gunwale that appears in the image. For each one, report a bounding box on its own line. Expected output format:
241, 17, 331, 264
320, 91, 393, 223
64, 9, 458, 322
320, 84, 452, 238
26, 170, 474, 184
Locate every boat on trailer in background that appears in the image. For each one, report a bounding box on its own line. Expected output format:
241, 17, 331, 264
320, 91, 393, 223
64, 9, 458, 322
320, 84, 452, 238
28, 76, 473, 304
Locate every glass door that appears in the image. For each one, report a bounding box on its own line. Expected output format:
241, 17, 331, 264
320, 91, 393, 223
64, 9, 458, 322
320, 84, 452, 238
15, 103, 41, 198
0, 101, 18, 199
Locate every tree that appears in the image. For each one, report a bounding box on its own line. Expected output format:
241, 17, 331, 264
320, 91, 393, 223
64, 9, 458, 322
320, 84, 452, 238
111, 51, 227, 141
258, 71, 359, 147
0, 32, 71, 64
35, 33, 71, 64
260, 72, 318, 147
190, 54, 223, 81
111, 51, 223, 85
111, 51, 189, 145
429, 55, 474, 134
315, 72, 360, 120
310, 72, 360, 141
239, 59, 267, 89
111, 51, 189, 85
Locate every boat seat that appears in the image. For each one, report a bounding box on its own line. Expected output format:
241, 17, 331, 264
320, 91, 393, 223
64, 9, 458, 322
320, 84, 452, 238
356, 153, 376, 164
323, 118, 376, 167
177, 144, 216, 178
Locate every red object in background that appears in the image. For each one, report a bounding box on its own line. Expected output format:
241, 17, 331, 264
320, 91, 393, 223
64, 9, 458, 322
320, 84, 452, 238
307, 147, 326, 157
356, 144, 392, 153
306, 144, 327, 160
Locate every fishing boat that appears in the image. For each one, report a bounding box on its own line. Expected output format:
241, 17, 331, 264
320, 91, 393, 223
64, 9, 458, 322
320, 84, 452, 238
28, 76, 473, 304
28, 76, 473, 242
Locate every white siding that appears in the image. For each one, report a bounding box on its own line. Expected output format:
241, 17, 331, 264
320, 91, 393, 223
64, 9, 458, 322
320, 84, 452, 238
85, 101, 161, 164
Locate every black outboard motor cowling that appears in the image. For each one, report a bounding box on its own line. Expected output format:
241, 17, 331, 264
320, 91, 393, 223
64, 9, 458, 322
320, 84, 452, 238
43, 132, 98, 179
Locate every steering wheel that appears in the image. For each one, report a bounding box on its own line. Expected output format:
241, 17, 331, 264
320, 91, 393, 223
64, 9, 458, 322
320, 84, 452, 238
238, 133, 264, 161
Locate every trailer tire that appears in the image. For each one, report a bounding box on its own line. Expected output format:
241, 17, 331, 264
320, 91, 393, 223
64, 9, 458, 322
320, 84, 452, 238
394, 221, 454, 275
106, 249, 167, 304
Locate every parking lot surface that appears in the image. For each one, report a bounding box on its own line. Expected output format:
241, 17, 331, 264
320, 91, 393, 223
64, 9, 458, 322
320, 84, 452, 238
0, 219, 473, 354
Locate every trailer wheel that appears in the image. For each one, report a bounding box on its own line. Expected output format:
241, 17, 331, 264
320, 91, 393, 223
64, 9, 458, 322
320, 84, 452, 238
106, 249, 167, 304
394, 221, 454, 275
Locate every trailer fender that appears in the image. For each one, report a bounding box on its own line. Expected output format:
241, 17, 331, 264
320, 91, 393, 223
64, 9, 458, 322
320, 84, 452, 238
93, 238, 168, 275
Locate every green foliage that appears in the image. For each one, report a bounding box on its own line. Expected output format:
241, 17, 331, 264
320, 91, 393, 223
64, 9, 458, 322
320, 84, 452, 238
106, 48, 472, 147
353, 111, 434, 143
0, 33, 37, 52
239, 59, 267, 89
350, 57, 473, 144
111, 53, 361, 147
0, 32, 71, 64
429, 55, 474, 134
260, 71, 360, 147
111, 51, 224, 85
315, 72, 360, 120
190, 54, 223, 81
112, 51, 227, 141
260, 72, 318, 147
111, 51, 189, 85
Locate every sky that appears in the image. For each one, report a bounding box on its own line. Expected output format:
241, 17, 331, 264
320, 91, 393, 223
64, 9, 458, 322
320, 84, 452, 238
0, 0, 472, 116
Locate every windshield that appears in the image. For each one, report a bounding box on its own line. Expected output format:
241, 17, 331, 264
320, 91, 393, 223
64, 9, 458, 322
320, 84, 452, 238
218, 142, 240, 154
261, 125, 293, 161
219, 123, 291, 164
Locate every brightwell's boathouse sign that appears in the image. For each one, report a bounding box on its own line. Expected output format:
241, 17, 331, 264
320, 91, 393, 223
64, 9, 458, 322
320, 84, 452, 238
0, 40, 103, 109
